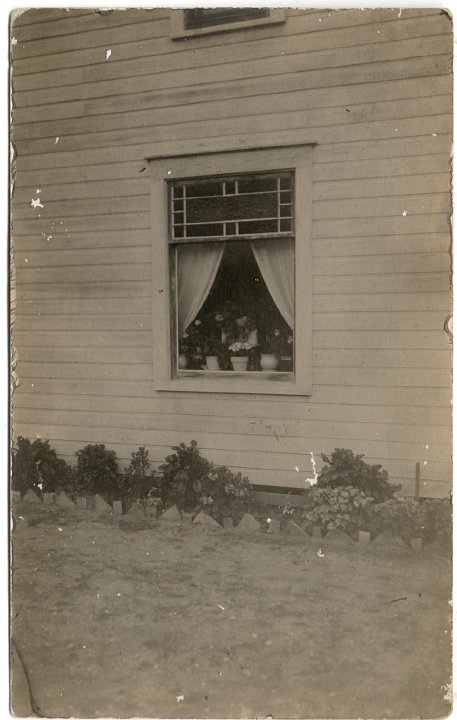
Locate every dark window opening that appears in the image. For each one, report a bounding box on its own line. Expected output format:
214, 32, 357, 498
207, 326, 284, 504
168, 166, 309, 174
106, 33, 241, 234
183, 8, 269, 30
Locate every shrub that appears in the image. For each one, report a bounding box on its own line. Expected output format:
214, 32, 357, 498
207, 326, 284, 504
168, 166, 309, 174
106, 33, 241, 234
75, 444, 118, 501
317, 448, 400, 502
303, 485, 375, 534
202, 465, 252, 522
12, 436, 75, 495
118, 446, 157, 502
158, 440, 211, 511
369, 494, 428, 540
422, 497, 452, 549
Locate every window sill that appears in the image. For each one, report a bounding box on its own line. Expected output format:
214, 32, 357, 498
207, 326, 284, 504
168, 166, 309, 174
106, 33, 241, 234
156, 371, 310, 396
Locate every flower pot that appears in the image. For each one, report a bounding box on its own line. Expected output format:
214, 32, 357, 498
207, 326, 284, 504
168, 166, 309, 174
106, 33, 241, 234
260, 353, 279, 371
279, 355, 293, 372
358, 530, 371, 544
178, 353, 188, 369
205, 355, 220, 371
231, 356, 249, 372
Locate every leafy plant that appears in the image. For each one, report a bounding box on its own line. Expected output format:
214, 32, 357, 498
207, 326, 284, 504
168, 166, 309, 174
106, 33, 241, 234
203, 465, 252, 522
317, 448, 400, 502
158, 440, 211, 511
369, 494, 428, 540
303, 485, 375, 533
421, 497, 452, 549
118, 446, 157, 502
12, 436, 75, 495
75, 444, 118, 501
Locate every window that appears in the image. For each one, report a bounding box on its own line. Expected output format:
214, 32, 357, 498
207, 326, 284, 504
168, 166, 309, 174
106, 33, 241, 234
148, 144, 313, 395
171, 8, 286, 38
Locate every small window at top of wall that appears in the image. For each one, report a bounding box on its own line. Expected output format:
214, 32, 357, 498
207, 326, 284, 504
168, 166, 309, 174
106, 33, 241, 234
170, 8, 286, 39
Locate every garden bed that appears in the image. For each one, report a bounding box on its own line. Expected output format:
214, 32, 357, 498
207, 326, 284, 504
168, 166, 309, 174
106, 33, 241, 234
10, 501, 451, 719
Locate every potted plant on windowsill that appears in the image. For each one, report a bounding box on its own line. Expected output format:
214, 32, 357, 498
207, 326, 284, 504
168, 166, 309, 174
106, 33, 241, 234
204, 334, 222, 371
228, 341, 253, 371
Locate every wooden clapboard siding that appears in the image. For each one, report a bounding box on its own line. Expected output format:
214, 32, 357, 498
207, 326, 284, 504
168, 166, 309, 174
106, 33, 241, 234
11, 8, 452, 498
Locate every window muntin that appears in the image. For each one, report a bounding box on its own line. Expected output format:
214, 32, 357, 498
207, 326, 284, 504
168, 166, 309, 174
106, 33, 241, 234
170, 172, 293, 240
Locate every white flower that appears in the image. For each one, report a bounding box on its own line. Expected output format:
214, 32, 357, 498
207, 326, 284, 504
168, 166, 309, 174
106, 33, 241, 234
274, 328, 281, 337
215, 314, 224, 322
194, 319, 202, 326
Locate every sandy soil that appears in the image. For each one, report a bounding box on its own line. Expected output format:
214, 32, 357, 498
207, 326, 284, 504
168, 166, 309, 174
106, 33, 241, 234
10, 502, 452, 719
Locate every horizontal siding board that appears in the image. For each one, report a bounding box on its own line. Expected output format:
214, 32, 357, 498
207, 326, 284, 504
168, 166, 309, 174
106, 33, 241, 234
13, 35, 448, 108
314, 172, 450, 201
313, 311, 448, 331
13, 11, 448, 83
313, 330, 450, 350
314, 153, 451, 182
314, 252, 449, 275
16, 264, 151, 284
13, 378, 452, 409
15, 282, 152, 300
14, 314, 152, 331
13, 407, 451, 447
314, 291, 451, 312
15, 298, 151, 315
13, 91, 452, 145
14, 129, 452, 176
314, 214, 450, 238
14, 230, 150, 253
12, 421, 450, 464
15, 345, 451, 371
313, 348, 452, 369
13, 331, 152, 347
313, 234, 451, 257
13, 9, 168, 43
15, 362, 153, 382
13, 110, 453, 158
314, 274, 450, 294
15, 246, 151, 267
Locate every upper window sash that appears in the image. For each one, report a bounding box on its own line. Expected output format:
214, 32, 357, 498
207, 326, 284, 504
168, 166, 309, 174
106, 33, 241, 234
169, 171, 294, 242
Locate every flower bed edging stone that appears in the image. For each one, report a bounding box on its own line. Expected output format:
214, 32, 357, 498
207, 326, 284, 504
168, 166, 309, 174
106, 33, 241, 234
322, 529, 354, 546
22, 489, 42, 504
267, 519, 281, 534
94, 493, 112, 514
112, 500, 123, 515
160, 505, 182, 522
43, 492, 55, 505
193, 511, 222, 528
371, 531, 409, 551
55, 492, 76, 509
284, 520, 309, 540
222, 516, 234, 530
235, 513, 261, 531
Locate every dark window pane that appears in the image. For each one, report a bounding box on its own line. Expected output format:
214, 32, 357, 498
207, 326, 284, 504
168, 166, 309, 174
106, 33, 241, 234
173, 212, 184, 224
225, 222, 237, 235
238, 219, 278, 234
186, 193, 278, 224
173, 199, 184, 212
280, 191, 292, 205
184, 180, 222, 198
225, 180, 236, 195
173, 186, 183, 199
279, 219, 292, 232
186, 223, 224, 238
173, 226, 184, 238
237, 176, 277, 194
280, 205, 291, 217
280, 176, 292, 190
184, 8, 269, 30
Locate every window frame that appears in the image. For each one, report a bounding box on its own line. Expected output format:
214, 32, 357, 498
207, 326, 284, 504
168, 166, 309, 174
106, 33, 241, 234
170, 8, 286, 39
148, 144, 313, 396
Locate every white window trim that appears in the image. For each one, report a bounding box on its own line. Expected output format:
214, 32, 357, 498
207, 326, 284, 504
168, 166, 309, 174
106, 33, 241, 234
148, 144, 313, 396
170, 8, 286, 39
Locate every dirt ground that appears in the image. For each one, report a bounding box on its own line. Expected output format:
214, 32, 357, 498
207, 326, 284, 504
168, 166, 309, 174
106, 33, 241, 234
10, 501, 452, 719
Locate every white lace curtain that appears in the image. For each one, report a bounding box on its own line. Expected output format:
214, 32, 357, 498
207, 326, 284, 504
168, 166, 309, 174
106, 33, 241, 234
250, 238, 294, 329
177, 238, 294, 337
177, 243, 226, 337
